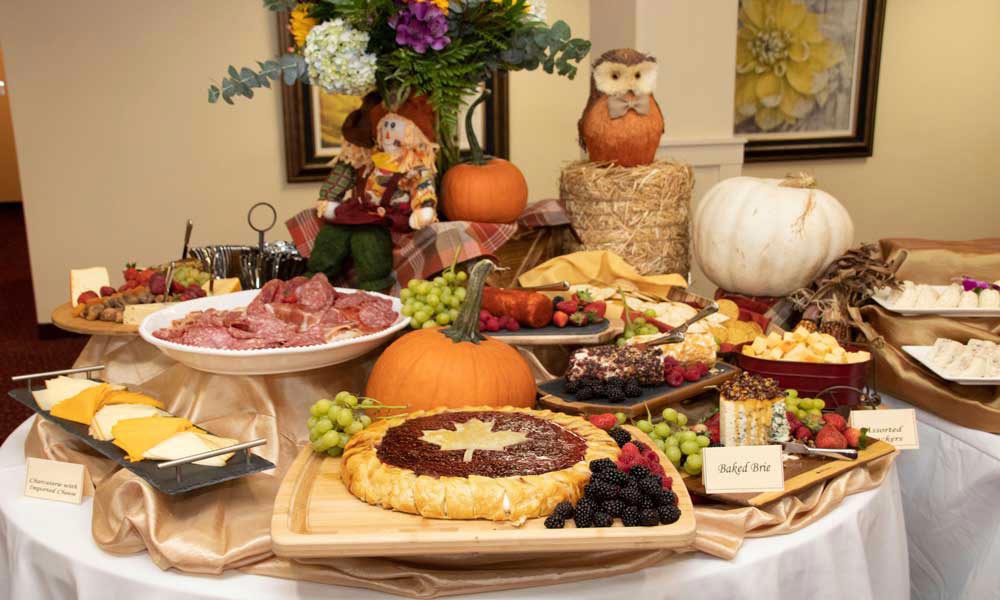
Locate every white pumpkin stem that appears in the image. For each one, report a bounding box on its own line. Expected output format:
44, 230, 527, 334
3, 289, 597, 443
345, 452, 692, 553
779, 172, 817, 189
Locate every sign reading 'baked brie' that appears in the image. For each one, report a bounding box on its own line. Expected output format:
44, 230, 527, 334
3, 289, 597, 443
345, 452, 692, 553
701, 445, 784, 494
849, 409, 919, 450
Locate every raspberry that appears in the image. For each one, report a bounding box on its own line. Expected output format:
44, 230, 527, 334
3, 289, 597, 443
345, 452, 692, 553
506, 319, 520, 332
620, 441, 641, 457
553, 501, 575, 519
661, 476, 673, 490
544, 515, 565, 529
621, 506, 641, 527
666, 369, 685, 387
658, 504, 681, 525
592, 511, 613, 528
479, 309, 492, 321
639, 508, 660, 527
683, 366, 701, 382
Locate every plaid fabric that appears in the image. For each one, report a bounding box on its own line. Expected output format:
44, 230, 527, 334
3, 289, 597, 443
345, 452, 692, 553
284, 198, 571, 292
713, 289, 800, 334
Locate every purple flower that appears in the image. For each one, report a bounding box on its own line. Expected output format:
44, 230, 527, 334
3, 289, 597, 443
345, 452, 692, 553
389, 2, 450, 53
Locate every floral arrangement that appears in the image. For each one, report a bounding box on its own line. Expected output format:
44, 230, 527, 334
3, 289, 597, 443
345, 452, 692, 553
954, 277, 1000, 293
210, 0, 590, 167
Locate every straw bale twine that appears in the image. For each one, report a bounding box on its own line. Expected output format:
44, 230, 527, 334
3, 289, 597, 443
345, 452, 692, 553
560, 160, 694, 275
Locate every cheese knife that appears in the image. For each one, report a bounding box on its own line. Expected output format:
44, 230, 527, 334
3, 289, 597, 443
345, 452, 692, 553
781, 441, 857, 461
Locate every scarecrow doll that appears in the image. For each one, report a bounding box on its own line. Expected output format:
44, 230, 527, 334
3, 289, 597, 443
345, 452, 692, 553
309, 95, 439, 291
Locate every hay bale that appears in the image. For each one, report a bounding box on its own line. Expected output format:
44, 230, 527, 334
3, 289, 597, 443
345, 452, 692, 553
560, 160, 694, 276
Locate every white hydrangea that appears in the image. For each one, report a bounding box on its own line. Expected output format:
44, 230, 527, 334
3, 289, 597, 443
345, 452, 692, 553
526, 0, 547, 23
303, 19, 377, 96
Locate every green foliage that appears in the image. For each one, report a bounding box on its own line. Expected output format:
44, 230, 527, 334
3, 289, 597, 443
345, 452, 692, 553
208, 55, 307, 104
263, 0, 298, 11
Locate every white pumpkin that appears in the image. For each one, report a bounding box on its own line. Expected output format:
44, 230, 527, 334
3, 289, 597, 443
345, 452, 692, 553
692, 174, 854, 297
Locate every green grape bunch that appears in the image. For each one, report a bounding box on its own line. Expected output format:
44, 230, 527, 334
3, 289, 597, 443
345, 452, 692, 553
306, 392, 405, 457
634, 406, 708, 476
400, 265, 468, 330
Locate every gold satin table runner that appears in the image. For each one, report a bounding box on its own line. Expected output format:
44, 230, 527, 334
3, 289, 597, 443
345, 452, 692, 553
24, 336, 896, 598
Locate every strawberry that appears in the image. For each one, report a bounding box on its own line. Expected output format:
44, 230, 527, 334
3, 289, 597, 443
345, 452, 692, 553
815, 425, 847, 449
588, 413, 617, 431
794, 426, 813, 442
76, 291, 99, 305
574, 289, 594, 303
122, 266, 139, 281
569, 312, 589, 326
583, 301, 606, 318
556, 299, 579, 314
843, 427, 863, 449
552, 311, 569, 328
585, 311, 601, 324
822, 413, 848, 432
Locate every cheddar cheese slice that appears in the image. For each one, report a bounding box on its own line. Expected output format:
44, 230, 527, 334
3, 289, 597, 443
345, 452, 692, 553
144, 431, 238, 467
88, 404, 170, 441
111, 416, 195, 462
50, 384, 112, 425
102, 390, 164, 410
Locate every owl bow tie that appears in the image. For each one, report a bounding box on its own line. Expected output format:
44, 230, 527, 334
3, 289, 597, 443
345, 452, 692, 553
608, 94, 651, 118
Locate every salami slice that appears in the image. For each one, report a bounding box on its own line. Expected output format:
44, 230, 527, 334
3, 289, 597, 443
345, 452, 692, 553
359, 304, 396, 331
297, 274, 336, 311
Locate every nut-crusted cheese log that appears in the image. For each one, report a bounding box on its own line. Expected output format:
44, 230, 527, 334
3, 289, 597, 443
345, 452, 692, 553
566, 345, 666, 385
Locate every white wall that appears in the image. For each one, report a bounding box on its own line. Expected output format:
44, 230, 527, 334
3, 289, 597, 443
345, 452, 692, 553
0, 0, 589, 322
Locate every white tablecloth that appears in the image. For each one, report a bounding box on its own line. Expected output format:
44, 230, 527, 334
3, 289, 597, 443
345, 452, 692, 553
0, 418, 908, 600
881, 395, 1000, 600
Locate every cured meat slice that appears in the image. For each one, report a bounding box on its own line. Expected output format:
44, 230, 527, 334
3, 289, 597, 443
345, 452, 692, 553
180, 326, 237, 349
298, 274, 336, 312
248, 280, 283, 316
282, 276, 310, 301
269, 303, 322, 332
359, 304, 397, 332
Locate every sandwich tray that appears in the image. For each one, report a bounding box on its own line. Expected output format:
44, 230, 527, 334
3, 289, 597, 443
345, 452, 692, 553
902, 345, 1000, 385
872, 287, 1000, 317
270, 426, 695, 558
8, 384, 275, 494
681, 439, 895, 507
537, 362, 740, 418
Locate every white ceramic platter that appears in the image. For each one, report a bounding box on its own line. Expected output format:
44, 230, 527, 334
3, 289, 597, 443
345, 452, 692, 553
139, 289, 408, 376
873, 285, 1000, 317
902, 345, 1000, 386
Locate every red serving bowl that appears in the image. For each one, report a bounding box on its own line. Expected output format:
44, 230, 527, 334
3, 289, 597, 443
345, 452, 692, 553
736, 345, 871, 409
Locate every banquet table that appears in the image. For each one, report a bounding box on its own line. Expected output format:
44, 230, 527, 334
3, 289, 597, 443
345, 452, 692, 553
880, 394, 1000, 600
0, 417, 908, 600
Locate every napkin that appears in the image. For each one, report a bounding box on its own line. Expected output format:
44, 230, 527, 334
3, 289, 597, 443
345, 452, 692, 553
517, 250, 687, 297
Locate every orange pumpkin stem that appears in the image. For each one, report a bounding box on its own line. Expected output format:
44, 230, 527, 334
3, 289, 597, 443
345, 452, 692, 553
441, 259, 495, 344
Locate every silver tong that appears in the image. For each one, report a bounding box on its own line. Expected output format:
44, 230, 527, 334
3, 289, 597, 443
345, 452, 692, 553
782, 441, 858, 461
518, 281, 570, 292
640, 302, 719, 347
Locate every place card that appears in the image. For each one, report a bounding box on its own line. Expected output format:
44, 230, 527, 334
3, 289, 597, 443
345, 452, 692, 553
850, 409, 919, 450
701, 445, 784, 494
24, 458, 86, 504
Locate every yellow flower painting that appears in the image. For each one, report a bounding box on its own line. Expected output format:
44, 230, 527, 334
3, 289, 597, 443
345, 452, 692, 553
735, 0, 856, 135
317, 91, 363, 153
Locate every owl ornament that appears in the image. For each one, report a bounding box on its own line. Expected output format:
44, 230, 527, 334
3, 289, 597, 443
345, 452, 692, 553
578, 48, 664, 167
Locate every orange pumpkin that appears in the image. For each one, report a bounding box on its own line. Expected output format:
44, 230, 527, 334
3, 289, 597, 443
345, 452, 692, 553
441, 90, 528, 224
365, 260, 537, 413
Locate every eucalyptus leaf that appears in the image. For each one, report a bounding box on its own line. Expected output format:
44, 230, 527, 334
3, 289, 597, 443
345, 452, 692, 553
208, 85, 220, 103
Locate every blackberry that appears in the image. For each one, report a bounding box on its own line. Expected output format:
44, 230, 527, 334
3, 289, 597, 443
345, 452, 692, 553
583, 483, 596, 498
544, 515, 565, 529
658, 504, 682, 525
606, 376, 626, 388
639, 508, 660, 527
605, 386, 627, 403
588, 480, 619, 500
593, 468, 629, 486
620, 485, 643, 508
564, 379, 581, 394
576, 497, 597, 515
621, 505, 641, 527
655, 489, 678, 507
624, 378, 642, 398
601, 499, 625, 518
575, 387, 596, 402
589, 458, 616, 473
638, 476, 663, 497
592, 511, 614, 528
573, 512, 593, 528
553, 501, 575, 519
629, 466, 652, 481
607, 427, 632, 448
638, 495, 656, 509
552, 296, 565, 305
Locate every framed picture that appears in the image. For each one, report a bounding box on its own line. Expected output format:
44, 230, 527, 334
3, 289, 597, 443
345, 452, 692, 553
735, 0, 886, 162
277, 14, 509, 182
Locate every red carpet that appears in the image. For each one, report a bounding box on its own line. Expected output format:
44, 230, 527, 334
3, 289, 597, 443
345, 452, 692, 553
0, 203, 87, 442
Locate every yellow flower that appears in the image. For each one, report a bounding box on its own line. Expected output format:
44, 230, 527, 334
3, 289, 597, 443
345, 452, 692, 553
734, 0, 845, 131
406, 0, 450, 12
289, 3, 318, 49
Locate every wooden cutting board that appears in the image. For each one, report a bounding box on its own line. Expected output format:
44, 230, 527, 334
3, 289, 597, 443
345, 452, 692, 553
487, 318, 621, 346
537, 362, 740, 418
682, 439, 896, 507
271, 425, 696, 558
51, 303, 138, 336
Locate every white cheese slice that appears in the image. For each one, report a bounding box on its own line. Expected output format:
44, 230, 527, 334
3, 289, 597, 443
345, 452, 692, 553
123, 303, 172, 326
35, 377, 102, 410
88, 404, 171, 441
70, 267, 110, 306
143, 431, 239, 467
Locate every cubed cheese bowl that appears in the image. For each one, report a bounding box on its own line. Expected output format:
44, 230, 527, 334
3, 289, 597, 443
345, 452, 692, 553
737, 346, 871, 409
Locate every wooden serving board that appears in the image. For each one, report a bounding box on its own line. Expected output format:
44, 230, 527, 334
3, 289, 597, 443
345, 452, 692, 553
682, 439, 896, 507
51, 303, 138, 336
537, 362, 740, 418
271, 425, 696, 558
488, 318, 621, 346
